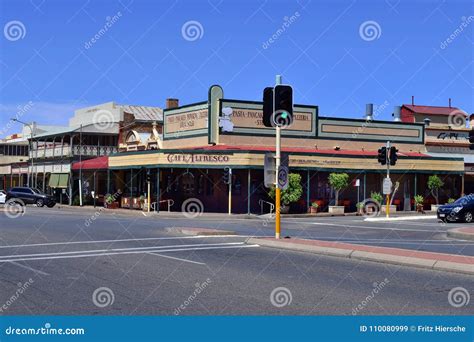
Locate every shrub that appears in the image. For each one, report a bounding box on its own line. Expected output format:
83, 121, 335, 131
427, 175, 444, 205
328, 173, 349, 205
448, 198, 455, 204
414, 195, 424, 206
268, 173, 303, 206
370, 191, 383, 204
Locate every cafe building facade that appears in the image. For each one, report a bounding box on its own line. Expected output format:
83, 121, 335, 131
104, 86, 465, 214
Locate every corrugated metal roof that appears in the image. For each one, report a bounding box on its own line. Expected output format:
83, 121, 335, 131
120, 105, 163, 122
402, 105, 467, 116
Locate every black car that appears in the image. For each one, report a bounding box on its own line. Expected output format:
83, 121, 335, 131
6, 187, 56, 208
437, 195, 474, 223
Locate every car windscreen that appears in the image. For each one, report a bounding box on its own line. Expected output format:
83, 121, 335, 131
32, 188, 45, 194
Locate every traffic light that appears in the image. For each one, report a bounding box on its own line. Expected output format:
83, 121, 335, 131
470, 129, 474, 150
273, 85, 293, 127
222, 167, 231, 185
146, 170, 151, 183
262, 87, 274, 127
389, 146, 398, 166
377, 147, 387, 165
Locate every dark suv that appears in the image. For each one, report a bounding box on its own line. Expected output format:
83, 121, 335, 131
437, 195, 474, 223
6, 187, 56, 208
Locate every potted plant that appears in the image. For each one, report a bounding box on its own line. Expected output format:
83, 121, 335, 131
328, 172, 349, 214
268, 173, 303, 214
104, 193, 119, 209
356, 202, 364, 215
414, 195, 425, 213
428, 175, 444, 211
309, 201, 319, 214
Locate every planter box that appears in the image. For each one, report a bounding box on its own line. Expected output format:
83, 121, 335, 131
431, 204, 441, 211
308, 206, 318, 214
328, 206, 345, 215
381, 205, 397, 213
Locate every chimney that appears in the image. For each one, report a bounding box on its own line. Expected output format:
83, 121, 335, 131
392, 106, 401, 122
165, 98, 179, 109
411, 96, 414, 106
449, 98, 452, 108
365, 103, 373, 121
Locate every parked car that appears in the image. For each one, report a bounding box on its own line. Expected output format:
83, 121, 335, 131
6, 187, 56, 208
437, 195, 474, 223
0, 190, 6, 204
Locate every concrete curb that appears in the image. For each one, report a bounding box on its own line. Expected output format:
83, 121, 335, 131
447, 227, 474, 241
246, 237, 474, 275
166, 227, 237, 236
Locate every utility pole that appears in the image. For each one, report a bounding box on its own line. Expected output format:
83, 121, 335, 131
275, 74, 282, 239
228, 168, 232, 215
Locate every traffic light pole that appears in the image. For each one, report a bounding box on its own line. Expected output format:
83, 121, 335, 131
275, 75, 282, 239
228, 168, 232, 215
386, 141, 390, 218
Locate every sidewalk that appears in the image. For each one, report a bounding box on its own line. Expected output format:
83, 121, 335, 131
246, 237, 474, 275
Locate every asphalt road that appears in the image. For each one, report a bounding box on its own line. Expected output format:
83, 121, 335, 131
0, 206, 473, 315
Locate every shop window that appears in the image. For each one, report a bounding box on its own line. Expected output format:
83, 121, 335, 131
181, 172, 195, 195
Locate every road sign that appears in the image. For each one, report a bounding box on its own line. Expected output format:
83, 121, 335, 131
354, 179, 360, 187
278, 166, 289, 190
383, 177, 392, 195
264, 153, 276, 188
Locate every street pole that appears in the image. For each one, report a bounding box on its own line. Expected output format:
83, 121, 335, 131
147, 180, 151, 213
228, 168, 232, 215
275, 74, 282, 239
386, 141, 390, 218
11, 119, 34, 187
79, 124, 83, 206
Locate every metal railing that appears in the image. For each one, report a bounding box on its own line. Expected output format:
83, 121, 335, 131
29, 145, 118, 158
259, 199, 275, 215
150, 199, 175, 212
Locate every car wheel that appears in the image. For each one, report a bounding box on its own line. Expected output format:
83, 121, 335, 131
464, 211, 473, 223
36, 199, 44, 207
46, 202, 55, 208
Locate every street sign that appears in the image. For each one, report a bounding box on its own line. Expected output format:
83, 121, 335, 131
264, 153, 276, 188
383, 177, 392, 195
354, 179, 360, 187
278, 166, 289, 190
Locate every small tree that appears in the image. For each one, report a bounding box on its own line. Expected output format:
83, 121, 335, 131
268, 173, 303, 206
328, 173, 349, 206
427, 175, 444, 205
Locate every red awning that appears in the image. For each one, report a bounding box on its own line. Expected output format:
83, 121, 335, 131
72, 156, 108, 170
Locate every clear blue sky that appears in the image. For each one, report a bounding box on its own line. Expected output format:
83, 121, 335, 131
0, 0, 473, 136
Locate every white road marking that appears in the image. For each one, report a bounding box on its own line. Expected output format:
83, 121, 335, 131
286, 221, 434, 232
0, 244, 260, 263
0, 242, 246, 260
8, 261, 50, 276
147, 252, 206, 265
365, 215, 437, 222
0, 235, 245, 250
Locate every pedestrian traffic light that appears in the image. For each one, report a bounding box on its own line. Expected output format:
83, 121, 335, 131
377, 147, 387, 165
273, 85, 293, 127
262, 87, 274, 127
389, 146, 398, 166
469, 129, 474, 150
222, 167, 231, 185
